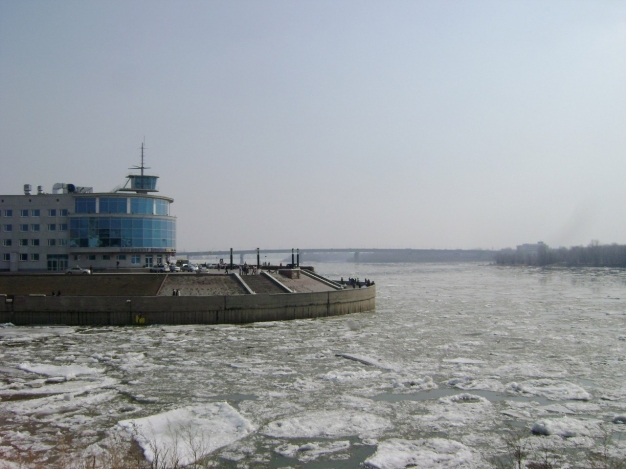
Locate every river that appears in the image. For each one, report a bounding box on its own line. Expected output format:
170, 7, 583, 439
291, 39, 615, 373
1, 263, 625, 468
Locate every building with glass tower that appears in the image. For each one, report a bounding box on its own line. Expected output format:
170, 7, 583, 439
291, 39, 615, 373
0, 154, 176, 272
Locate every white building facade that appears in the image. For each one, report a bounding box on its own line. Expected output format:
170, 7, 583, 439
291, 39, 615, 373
0, 165, 176, 272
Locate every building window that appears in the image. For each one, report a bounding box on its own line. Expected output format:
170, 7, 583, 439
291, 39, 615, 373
131, 255, 141, 264
2, 253, 10, 261
58, 239, 68, 246
74, 255, 80, 261
30, 239, 40, 246
3, 239, 12, 247
3, 224, 12, 232
20, 209, 29, 217
31, 224, 40, 231
32, 209, 40, 217
155, 200, 169, 215
60, 209, 68, 216
130, 198, 154, 214
88, 255, 96, 261
48, 239, 56, 246
20, 224, 29, 232
99, 197, 127, 214
59, 223, 68, 231
102, 255, 111, 260
31, 253, 40, 261
19, 253, 28, 261
48, 209, 57, 216
20, 239, 28, 246
131, 176, 157, 190
69, 216, 176, 249
4, 210, 13, 217
116, 254, 127, 260
75, 198, 96, 214
48, 224, 56, 231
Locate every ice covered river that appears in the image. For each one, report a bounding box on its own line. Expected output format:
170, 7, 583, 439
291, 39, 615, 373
1, 263, 625, 468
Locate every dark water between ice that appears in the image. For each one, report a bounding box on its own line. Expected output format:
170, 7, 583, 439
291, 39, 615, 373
1, 263, 625, 468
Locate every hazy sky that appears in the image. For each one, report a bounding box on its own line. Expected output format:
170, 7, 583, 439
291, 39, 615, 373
2, 1, 625, 251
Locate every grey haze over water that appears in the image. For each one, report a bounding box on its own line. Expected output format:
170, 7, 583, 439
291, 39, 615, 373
1, 263, 625, 467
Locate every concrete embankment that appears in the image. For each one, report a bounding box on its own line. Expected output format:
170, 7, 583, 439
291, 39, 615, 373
0, 274, 375, 325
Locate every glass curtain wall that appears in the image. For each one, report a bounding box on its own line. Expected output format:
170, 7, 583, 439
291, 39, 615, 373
70, 217, 175, 248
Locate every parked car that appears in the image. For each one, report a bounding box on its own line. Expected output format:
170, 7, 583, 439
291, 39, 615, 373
169, 264, 181, 272
66, 266, 91, 275
150, 263, 170, 273
181, 263, 198, 272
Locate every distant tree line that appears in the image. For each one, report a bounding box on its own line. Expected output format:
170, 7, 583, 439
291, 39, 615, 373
495, 241, 626, 267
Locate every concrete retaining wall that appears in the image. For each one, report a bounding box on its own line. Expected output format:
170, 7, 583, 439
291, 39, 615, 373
0, 286, 375, 326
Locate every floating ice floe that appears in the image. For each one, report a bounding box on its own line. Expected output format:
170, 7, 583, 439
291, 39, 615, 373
493, 363, 567, 379
275, 440, 350, 462
364, 438, 480, 469
118, 402, 255, 467
416, 394, 494, 432
506, 379, 591, 401
117, 352, 163, 373
2, 390, 117, 420
541, 404, 575, 415
436, 341, 483, 351
442, 358, 486, 365
391, 375, 437, 391
531, 416, 597, 437
335, 353, 398, 371
18, 362, 104, 379
0, 325, 73, 342
262, 410, 391, 439
446, 376, 505, 392
0, 377, 118, 398
318, 369, 382, 382
292, 377, 326, 392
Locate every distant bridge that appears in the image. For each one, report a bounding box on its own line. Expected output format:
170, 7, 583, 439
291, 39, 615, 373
177, 248, 497, 264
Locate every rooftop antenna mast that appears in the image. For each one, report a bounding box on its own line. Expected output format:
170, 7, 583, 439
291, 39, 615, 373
129, 140, 150, 176
120, 140, 159, 193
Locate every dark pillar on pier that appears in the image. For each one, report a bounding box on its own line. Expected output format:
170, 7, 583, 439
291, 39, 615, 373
230, 248, 233, 269
291, 248, 295, 267
297, 248, 300, 267
256, 248, 260, 269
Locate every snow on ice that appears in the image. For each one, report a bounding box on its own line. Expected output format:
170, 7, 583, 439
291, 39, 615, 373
506, 379, 591, 401
531, 416, 599, 438
118, 402, 255, 466
416, 394, 495, 433
262, 410, 391, 439
18, 362, 104, 379
365, 438, 480, 469
275, 440, 351, 462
